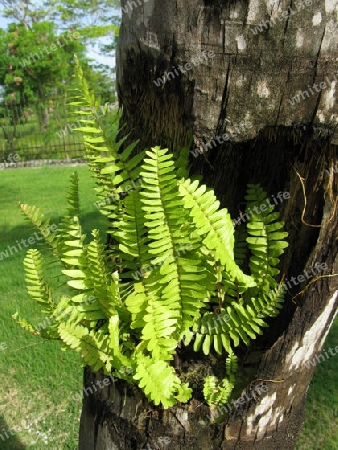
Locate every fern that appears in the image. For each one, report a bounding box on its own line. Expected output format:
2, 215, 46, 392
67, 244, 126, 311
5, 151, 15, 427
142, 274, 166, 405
70, 55, 142, 250
178, 178, 255, 288
203, 376, 235, 408
19, 204, 59, 256
140, 149, 210, 333
203, 351, 237, 415
24, 249, 56, 314
133, 353, 192, 407
58, 322, 112, 373
14, 58, 289, 413
234, 226, 248, 267
245, 184, 288, 291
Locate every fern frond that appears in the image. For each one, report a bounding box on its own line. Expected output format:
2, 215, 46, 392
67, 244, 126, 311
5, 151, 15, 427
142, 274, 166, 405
203, 375, 234, 408
58, 322, 113, 374
117, 188, 171, 353
59, 216, 86, 270
192, 299, 267, 353
84, 229, 117, 316
71, 56, 142, 228
233, 226, 248, 267
113, 185, 148, 274
66, 172, 80, 217
226, 349, 238, 385
24, 249, 55, 314
140, 147, 210, 339
133, 353, 192, 408
244, 278, 286, 318
174, 134, 192, 179
245, 184, 288, 291
178, 178, 255, 289
55, 173, 84, 257
204, 350, 237, 415
19, 204, 59, 254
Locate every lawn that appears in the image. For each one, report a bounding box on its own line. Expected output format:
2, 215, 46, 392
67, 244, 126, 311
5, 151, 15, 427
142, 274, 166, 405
296, 317, 338, 450
0, 165, 336, 449
0, 165, 106, 449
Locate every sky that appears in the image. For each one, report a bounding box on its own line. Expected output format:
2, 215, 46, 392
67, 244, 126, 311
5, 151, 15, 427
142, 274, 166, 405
0, 9, 119, 69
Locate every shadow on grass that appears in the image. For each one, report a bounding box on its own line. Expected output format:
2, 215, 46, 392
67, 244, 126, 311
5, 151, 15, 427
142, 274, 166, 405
0, 415, 26, 449
0, 210, 107, 254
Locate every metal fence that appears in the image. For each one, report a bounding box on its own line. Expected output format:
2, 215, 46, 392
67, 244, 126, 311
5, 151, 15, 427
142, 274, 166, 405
0, 95, 86, 163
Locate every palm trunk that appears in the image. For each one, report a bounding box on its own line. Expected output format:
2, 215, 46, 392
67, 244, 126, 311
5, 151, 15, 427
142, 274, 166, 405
78, 1, 338, 448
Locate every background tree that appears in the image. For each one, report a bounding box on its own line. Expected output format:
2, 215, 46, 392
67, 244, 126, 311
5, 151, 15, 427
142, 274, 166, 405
0, 0, 119, 157
0, 0, 120, 47
0, 21, 85, 131
78, 1, 338, 449
0, 0, 49, 29
0, 0, 119, 105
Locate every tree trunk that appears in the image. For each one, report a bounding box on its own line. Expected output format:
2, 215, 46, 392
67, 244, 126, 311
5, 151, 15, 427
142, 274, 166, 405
79, 1, 338, 448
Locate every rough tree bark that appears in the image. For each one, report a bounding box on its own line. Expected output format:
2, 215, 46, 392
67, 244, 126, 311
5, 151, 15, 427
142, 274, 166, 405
79, 1, 338, 448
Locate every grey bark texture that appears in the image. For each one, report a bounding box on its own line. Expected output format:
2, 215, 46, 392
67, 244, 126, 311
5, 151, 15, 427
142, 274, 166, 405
79, 1, 338, 449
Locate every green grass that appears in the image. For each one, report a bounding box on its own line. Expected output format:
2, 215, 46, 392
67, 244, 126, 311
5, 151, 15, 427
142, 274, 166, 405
296, 318, 338, 450
0, 165, 106, 449
0, 165, 336, 449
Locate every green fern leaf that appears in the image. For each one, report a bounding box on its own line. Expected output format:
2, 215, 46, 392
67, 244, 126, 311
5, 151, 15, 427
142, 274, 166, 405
245, 184, 288, 291
24, 249, 55, 314
133, 353, 191, 408
140, 147, 210, 339
178, 178, 256, 288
